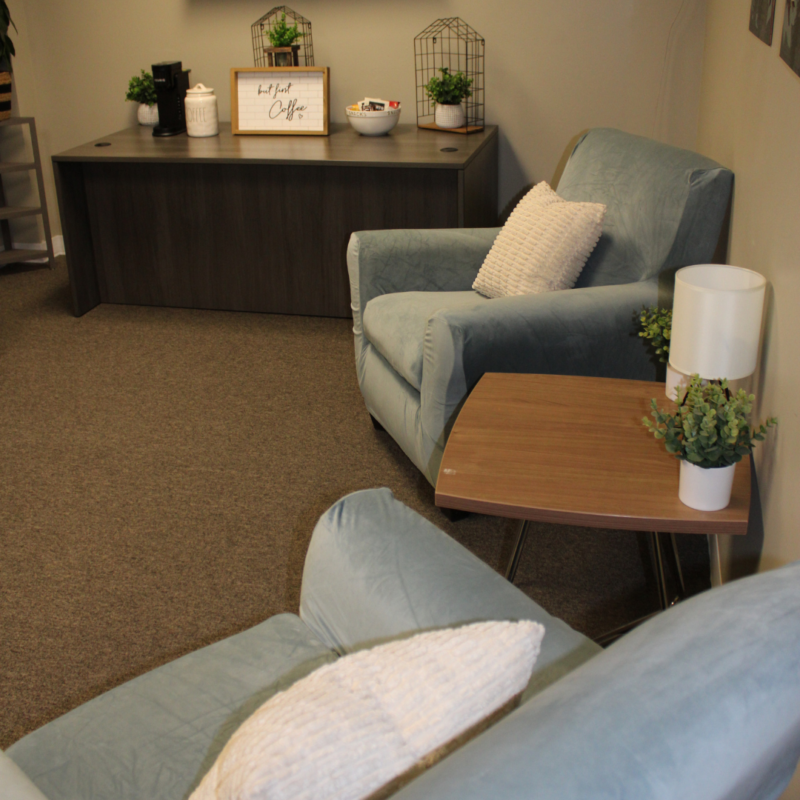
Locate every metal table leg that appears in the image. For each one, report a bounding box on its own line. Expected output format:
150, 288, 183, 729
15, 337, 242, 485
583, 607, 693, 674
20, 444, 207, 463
652, 531, 670, 610
506, 519, 530, 582
669, 532, 687, 597
708, 533, 723, 587
597, 531, 688, 647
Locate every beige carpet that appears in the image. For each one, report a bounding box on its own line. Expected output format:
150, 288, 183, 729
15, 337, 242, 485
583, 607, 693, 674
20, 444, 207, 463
0, 259, 707, 749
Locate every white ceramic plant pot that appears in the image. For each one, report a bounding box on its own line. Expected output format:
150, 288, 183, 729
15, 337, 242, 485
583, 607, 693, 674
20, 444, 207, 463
435, 103, 465, 129
137, 103, 159, 127
679, 460, 736, 511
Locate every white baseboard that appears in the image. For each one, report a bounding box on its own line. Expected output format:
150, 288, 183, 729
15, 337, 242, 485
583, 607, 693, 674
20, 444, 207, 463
1, 235, 65, 263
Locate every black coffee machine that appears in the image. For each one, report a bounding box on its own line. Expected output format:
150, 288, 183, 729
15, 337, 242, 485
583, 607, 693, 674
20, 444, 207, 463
152, 61, 191, 137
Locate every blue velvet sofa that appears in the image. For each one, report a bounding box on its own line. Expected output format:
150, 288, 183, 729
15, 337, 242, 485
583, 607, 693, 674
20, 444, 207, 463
347, 129, 733, 484
4, 488, 800, 800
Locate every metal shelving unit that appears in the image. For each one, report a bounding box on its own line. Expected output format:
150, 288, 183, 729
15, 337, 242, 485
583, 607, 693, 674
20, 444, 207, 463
0, 117, 54, 268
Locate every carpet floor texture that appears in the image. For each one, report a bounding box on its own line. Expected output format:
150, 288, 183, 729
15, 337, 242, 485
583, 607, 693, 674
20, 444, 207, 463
0, 259, 709, 749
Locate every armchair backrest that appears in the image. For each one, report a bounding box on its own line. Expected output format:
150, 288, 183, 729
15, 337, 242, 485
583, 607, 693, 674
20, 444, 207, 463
557, 128, 733, 288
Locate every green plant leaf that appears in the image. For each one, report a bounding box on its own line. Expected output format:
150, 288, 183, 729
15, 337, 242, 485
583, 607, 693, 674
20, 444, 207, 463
424, 67, 473, 105
644, 374, 776, 465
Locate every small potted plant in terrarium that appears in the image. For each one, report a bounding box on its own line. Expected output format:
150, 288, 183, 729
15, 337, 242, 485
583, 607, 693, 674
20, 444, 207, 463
266, 13, 304, 67
126, 69, 158, 127
424, 67, 472, 129
643, 375, 776, 511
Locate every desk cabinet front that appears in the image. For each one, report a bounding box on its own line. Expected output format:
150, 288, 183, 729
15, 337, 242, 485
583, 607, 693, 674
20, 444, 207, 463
81, 162, 459, 318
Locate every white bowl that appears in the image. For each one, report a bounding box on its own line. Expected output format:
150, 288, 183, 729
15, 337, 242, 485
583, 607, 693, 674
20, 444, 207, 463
346, 107, 401, 136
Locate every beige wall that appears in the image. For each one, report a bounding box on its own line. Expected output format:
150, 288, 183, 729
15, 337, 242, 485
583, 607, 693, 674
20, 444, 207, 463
8, 0, 706, 241
697, 8, 800, 789
697, 0, 800, 566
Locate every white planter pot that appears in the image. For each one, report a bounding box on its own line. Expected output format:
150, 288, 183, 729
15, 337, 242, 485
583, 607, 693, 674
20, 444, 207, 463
679, 460, 736, 511
435, 103, 465, 129
137, 104, 159, 127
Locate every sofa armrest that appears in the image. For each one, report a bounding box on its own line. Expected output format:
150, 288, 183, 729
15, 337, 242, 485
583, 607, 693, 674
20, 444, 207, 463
419, 279, 660, 453
299, 488, 600, 697
347, 228, 499, 334
392, 561, 800, 800
0, 752, 50, 800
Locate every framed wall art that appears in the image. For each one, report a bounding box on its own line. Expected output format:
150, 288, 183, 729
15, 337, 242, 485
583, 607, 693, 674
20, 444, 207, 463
231, 67, 329, 136
749, 0, 777, 45
781, 0, 800, 77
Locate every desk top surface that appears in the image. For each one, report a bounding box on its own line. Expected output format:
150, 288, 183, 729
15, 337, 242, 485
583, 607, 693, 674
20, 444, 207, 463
53, 122, 498, 170
435, 373, 751, 536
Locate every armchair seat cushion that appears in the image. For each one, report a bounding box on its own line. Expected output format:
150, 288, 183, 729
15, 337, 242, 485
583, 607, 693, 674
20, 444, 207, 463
363, 291, 490, 391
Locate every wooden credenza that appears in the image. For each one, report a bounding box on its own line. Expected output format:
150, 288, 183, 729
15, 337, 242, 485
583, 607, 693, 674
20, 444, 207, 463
52, 123, 498, 318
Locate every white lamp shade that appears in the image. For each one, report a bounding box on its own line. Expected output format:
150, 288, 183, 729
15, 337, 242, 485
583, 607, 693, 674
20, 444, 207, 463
669, 265, 766, 380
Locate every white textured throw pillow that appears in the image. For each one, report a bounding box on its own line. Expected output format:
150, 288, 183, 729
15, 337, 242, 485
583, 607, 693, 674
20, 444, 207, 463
190, 620, 544, 800
473, 181, 606, 298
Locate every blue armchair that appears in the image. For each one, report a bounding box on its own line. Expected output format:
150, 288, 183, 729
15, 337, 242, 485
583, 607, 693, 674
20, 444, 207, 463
5, 489, 799, 800
347, 128, 733, 485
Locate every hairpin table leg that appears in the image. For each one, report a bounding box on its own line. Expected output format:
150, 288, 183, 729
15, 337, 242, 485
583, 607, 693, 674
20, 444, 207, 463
506, 519, 530, 583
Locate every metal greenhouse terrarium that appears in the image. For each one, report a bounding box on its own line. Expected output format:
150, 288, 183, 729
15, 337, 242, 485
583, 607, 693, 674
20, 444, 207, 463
252, 6, 314, 68
414, 17, 485, 134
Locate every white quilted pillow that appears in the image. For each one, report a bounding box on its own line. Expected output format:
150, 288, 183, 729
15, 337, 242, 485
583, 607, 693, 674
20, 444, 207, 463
473, 181, 606, 298
190, 620, 544, 800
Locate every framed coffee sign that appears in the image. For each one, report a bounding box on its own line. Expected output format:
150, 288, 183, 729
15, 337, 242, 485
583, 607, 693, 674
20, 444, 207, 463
231, 67, 329, 136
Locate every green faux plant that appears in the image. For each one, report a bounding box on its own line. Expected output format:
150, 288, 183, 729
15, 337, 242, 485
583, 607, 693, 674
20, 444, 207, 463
268, 13, 303, 47
125, 70, 157, 106
638, 305, 672, 364
0, 0, 17, 71
424, 67, 473, 105
643, 375, 776, 469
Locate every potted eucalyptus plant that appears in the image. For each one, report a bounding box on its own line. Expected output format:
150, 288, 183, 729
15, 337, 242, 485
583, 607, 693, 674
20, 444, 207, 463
126, 70, 158, 127
0, 0, 16, 121
266, 13, 304, 67
638, 305, 671, 364
425, 67, 473, 129
638, 305, 687, 399
643, 375, 776, 511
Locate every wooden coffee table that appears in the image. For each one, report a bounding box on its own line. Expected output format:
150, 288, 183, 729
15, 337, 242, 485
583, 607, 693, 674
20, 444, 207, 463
435, 374, 751, 634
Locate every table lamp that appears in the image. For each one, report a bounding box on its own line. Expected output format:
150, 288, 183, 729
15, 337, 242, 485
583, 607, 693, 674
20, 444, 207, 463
666, 264, 766, 398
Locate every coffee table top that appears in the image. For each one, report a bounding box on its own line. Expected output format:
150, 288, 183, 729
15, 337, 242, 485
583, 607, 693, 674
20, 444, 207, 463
435, 373, 750, 536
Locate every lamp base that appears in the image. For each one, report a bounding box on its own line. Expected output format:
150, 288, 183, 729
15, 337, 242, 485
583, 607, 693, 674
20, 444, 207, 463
666, 363, 692, 401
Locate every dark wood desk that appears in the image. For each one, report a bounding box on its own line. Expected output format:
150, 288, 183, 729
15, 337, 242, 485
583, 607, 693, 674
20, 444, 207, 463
52, 123, 499, 318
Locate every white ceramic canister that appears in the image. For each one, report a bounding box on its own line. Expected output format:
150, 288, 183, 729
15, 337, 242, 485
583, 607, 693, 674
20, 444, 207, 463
185, 83, 219, 137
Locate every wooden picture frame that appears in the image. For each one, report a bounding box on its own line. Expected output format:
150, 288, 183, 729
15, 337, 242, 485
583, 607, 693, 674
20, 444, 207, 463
231, 67, 329, 136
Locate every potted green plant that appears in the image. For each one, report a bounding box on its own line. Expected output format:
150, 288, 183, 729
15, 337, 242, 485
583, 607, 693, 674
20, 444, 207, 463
266, 13, 304, 67
126, 70, 158, 127
0, 0, 16, 121
638, 305, 687, 399
424, 67, 473, 129
643, 375, 776, 511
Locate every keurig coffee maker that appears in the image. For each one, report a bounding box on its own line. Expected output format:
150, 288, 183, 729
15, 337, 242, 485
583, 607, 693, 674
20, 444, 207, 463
152, 61, 191, 137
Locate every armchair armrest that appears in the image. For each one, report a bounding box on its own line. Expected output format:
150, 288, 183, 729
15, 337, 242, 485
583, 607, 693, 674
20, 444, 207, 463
347, 228, 499, 334
299, 488, 600, 697
0, 752, 50, 800
420, 279, 660, 449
